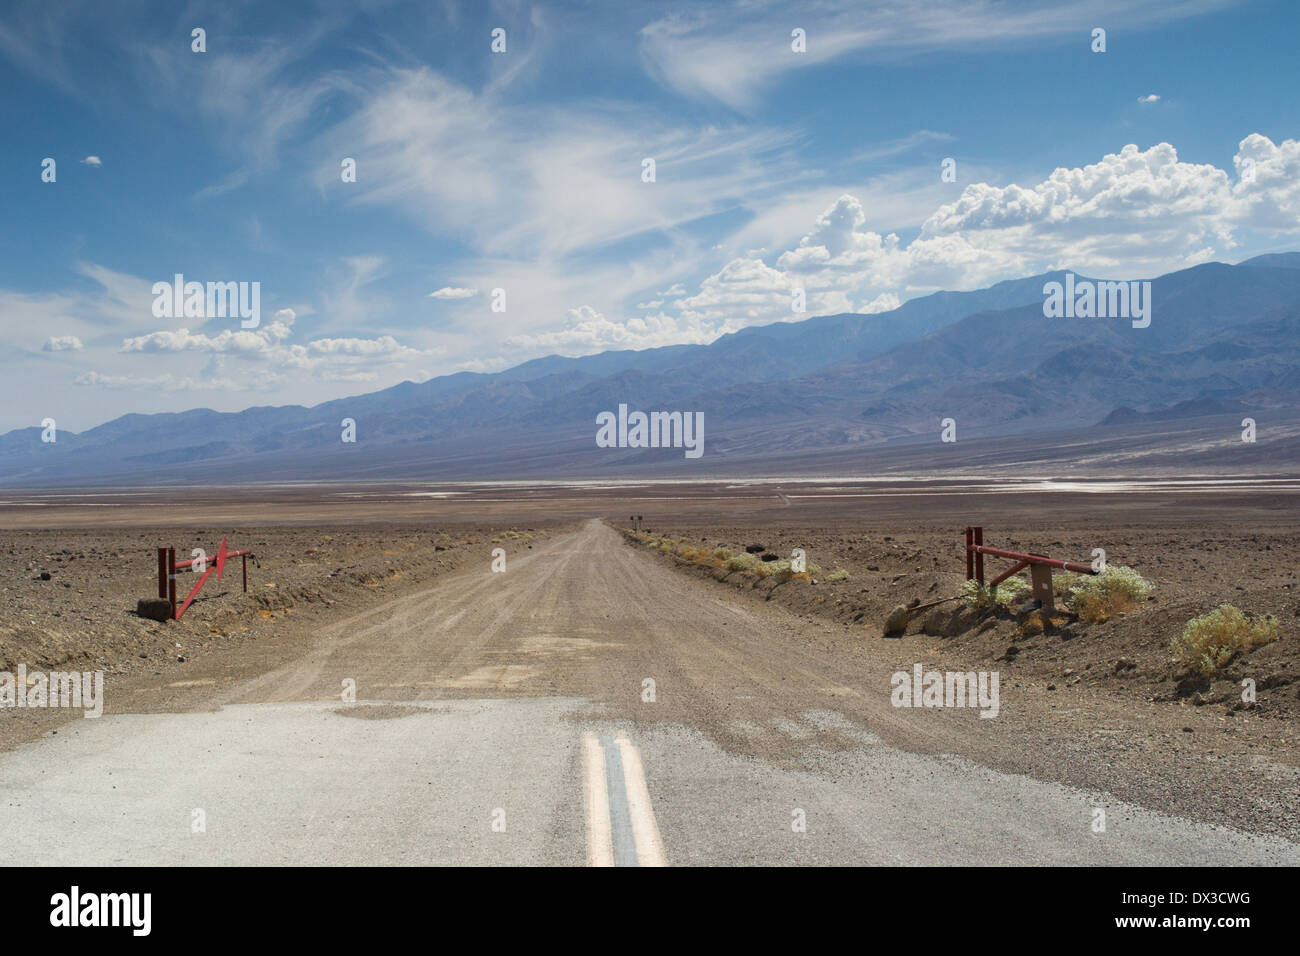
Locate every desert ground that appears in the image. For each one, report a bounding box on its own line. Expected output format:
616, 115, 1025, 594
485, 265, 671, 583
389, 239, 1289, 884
1, 478, 1296, 863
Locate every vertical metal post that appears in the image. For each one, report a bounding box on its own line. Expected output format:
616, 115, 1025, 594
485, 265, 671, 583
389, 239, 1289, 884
242, 554, 248, 593
158, 547, 167, 599
167, 547, 177, 618
965, 527, 973, 580
973, 526, 984, 586
1029, 561, 1055, 611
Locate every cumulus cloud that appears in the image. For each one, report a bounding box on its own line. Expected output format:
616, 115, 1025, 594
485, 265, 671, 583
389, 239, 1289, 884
615, 135, 1300, 340
505, 305, 727, 353
1231, 133, 1300, 232
1137, 93, 1161, 104
118, 309, 429, 376
80, 155, 101, 166
861, 293, 901, 314
42, 335, 84, 351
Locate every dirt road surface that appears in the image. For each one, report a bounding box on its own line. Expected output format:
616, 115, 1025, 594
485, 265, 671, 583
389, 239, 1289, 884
3, 520, 1297, 865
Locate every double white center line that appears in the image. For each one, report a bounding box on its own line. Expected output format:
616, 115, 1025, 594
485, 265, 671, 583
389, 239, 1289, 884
582, 732, 667, 867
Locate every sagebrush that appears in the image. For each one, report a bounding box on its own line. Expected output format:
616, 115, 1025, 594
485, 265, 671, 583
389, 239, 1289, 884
1171, 604, 1279, 676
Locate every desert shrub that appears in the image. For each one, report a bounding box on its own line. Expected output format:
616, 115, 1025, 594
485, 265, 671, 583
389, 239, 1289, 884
754, 558, 797, 582
826, 569, 849, 582
1066, 566, 1151, 622
961, 576, 1029, 609
1171, 604, 1280, 677
723, 553, 758, 572
1052, 571, 1083, 597
713, 547, 733, 560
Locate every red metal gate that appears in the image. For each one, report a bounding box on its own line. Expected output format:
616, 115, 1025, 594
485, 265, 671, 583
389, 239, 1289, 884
156, 538, 255, 619
965, 526, 1097, 610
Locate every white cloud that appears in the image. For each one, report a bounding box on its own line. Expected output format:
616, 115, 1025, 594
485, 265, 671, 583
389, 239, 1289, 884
861, 293, 901, 314
73, 371, 254, 392
323, 67, 801, 260
1137, 94, 1161, 104
619, 136, 1300, 337
638, 1, 1233, 111
42, 335, 84, 351
428, 287, 478, 299
505, 305, 727, 353
118, 310, 431, 376
80, 155, 101, 166
1231, 133, 1300, 232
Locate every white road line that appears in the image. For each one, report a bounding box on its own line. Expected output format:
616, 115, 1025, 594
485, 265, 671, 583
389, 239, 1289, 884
615, 735, 667, 867
581, 733, 614, 867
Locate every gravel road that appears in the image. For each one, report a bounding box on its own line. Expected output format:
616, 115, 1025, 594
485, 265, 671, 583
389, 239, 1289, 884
3, 519, 1297, 865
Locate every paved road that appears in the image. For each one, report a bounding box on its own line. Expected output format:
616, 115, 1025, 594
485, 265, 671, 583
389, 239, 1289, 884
3, 520, 1298, 865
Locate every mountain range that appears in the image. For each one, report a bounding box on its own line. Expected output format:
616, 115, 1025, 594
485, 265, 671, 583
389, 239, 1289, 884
5, 254, 1300, 486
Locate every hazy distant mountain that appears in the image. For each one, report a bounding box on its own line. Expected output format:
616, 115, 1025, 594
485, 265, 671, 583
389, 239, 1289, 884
4, 258, 1299, 485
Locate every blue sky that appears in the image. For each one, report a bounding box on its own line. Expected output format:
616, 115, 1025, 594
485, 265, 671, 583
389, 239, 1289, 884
3, 0, 1299, 432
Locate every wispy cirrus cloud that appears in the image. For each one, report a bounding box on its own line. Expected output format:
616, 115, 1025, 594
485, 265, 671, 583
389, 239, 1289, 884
638, 0, 1237, 111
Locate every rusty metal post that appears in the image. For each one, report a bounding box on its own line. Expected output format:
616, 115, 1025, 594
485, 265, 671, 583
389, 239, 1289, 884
242, 553, 248, 592
965, 527, 974, 580
1029, 561, 1055, 611
157, 547, 167, 600
167, 547, 177, 618
973, 527, 984, 585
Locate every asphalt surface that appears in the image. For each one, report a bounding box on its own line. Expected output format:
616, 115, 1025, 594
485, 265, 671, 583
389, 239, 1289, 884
3, 520, 1298, 865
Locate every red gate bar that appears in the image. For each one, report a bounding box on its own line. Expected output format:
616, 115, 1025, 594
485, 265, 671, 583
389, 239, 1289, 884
968, 543, 1096, 576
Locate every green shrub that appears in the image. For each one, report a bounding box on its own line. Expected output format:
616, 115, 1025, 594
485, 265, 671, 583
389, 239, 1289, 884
1171, 604, 1280, 677
1052, 570, 1083, 597
826, 569, 849, 582
1067, 565, 1151, 622
723, 553, 758, 572
753, 558, 798, 582
961, 576, 1029, 609
713, 547, 733, 560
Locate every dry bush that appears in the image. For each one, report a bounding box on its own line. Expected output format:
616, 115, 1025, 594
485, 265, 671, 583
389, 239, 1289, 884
1171, 604, 1280, 677
1067, 566, 1151, 622
961, 577, 1028, 609
723, 553, 758, 572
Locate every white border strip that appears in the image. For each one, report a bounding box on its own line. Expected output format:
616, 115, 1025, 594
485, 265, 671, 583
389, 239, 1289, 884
616, 735, 667, 867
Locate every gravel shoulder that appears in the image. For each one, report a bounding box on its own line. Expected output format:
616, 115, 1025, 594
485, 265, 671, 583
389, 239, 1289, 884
611, 518, 1300, 841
